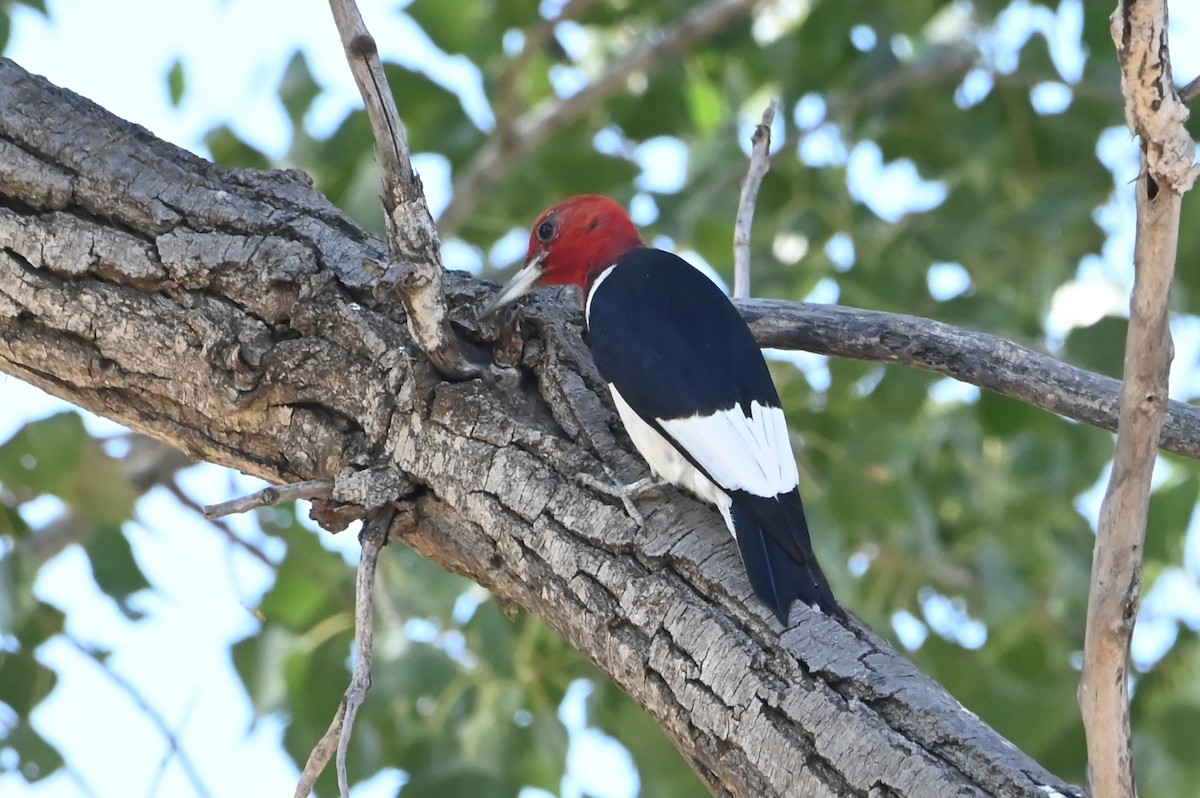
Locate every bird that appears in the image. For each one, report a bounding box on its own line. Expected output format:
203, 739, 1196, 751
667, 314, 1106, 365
480, 195, 843, 623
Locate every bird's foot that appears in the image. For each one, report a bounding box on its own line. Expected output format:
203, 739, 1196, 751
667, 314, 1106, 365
574, 471, 666, 526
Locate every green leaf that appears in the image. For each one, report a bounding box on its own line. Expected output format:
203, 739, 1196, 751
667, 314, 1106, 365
84, 523, 151, 617
384, 543, 472, 622
463, 599, 516, 678
256, 518, 352, 630
12, 598, 65, 650
166, 58, 186, 107
204, 125, 271, 169
0, 647, 57, 717
278, 51, 319, 124
0, 412, 137, 524
1145, 469, 1199, 565
0, 412, 88, 495
0, 719, 64, 783
405, 0, 486, 55
686, 76, 727, 136
1063, 315, 1128, 379
0, 500, 29, 539
231, 626, 297, 717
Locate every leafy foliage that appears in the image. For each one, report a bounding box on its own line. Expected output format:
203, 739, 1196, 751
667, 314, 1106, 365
3, 0, 1200, 796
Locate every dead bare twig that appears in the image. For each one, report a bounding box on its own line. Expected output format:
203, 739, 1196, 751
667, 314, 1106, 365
290, 507, 392, 798
336, 507, 390, 795
201, 478, 334, 520
168, 481, 274, 566
733, 99, 776, 299
1079, 3, 1196, 797
293, 702, 344, 798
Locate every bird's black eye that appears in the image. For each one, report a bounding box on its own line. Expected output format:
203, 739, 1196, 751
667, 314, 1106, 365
536, 218, 558, 243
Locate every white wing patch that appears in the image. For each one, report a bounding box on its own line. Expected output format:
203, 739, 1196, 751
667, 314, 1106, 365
659, 402, 799, 498
609, 386, 739, 535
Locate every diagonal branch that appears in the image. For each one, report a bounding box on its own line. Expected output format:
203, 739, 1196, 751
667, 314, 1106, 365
1079, 3, 1194, 796
65, 637, 212, 798
327, 0, 476, 379
737, 298, 1200, 460
0, 55, 1129, 798
437, 0, 758, 237
492, 0, 605, 139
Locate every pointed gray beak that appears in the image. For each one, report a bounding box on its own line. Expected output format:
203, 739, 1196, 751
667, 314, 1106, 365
478, 253, 546, 319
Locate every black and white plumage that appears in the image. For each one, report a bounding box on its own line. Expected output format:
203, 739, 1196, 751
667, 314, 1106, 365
585, 248, 842, 622
480, 194, 842, 623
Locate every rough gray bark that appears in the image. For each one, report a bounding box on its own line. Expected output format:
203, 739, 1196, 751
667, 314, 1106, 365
0, 58, 1086, 797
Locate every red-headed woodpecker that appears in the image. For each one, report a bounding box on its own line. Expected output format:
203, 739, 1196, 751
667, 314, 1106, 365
481, 195, 843, 623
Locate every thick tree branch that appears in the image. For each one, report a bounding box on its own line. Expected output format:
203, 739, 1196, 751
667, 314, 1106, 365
0, 57, 1088, 797
437, 0, 758, 237
1079, 4, 1193, 796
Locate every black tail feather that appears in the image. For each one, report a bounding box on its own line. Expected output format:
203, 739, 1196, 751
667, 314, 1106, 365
728, 489, 843, 622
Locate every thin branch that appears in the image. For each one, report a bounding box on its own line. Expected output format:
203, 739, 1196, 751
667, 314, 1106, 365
327, 0, 476, 379
1181, 74, 1200, 105
145, 691, 200, 798
62, 766, 101, 798
292, 507, 392, 798
827, 47, 977, 119
1080, 4, 1193, 797
166, 480, 274, 566
438, 0, 758, 237
201, 478, 334, 520
293, 702, 345, 798
736, 298, 1200, 460
493, 0, 604, 139
733, 99, 776, 299
64, 637, 212, 798
336, 507, 390, 796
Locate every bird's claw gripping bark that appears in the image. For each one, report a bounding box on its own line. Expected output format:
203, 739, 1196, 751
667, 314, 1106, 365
574, 471, 666, 526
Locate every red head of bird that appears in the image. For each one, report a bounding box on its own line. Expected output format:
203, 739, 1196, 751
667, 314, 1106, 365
480, 195, 644, 316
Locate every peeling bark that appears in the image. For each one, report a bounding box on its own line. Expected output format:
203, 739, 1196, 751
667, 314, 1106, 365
0, 58, 1086, 797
